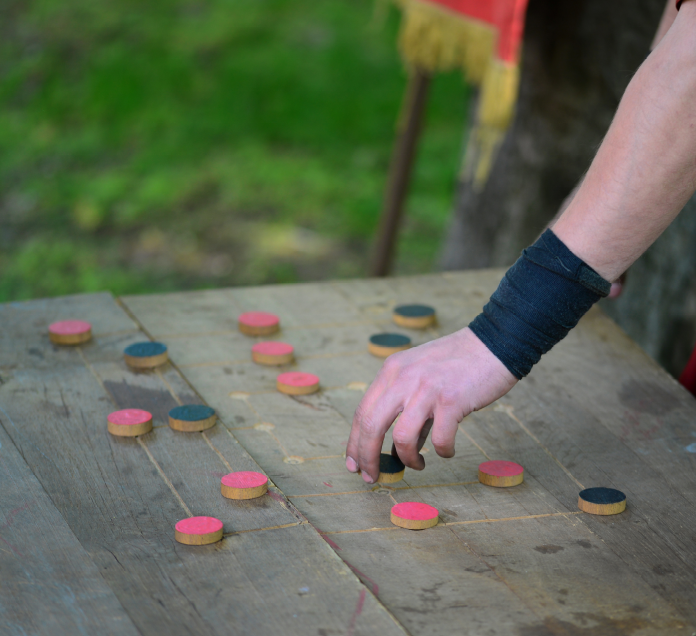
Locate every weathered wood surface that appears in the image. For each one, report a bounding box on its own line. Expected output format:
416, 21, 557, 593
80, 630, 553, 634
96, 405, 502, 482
0, 293, 404, 636
2, 270, 696, 635
123, 270, 696, 635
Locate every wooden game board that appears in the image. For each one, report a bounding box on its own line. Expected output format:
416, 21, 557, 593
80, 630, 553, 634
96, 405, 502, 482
2, 270, 696, 635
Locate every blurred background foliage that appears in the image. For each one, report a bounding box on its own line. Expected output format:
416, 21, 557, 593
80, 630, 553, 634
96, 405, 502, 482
0, 0, 469, 301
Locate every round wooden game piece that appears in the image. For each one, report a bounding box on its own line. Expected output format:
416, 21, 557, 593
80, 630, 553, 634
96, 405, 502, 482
478, 460, 524, 487
124, 342, 168, 369
368, 333, 411, 358
276, 371, 320, 396
578, 487, 627, 516
168, 404, 217, 432
377, 453, 405, 484
107, 408, 153, 437
174, 516, 223, 546
390, 502, 439, 530
220, 471, 268, 500
48, 320, 92, 345
251, 341, 294, 366
238, 312, 280, 336
392, 304, 436, 329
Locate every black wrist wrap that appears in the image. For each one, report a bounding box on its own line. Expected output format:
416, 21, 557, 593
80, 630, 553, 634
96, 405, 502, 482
468, 229, 611, 379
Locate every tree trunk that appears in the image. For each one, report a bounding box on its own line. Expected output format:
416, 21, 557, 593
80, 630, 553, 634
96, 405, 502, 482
441, 0, 696, 376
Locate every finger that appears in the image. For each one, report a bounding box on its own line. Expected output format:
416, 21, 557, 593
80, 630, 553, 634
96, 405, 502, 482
430, 407, 463, 459
346, 377, 389, 472
417, 418, 434, 452
357, 394, 403, 484
392, 407, 434, 470
391, 417, 433, 469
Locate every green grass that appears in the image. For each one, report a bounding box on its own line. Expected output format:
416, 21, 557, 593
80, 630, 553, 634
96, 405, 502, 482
0, 0, 469, 301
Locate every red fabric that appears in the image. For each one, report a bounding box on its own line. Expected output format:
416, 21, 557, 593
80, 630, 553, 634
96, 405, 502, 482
424, 0, 529, 62
679, 343, 696, 396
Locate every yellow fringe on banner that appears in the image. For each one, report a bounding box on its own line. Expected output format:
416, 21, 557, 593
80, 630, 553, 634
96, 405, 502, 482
394, 0, 522, 188
395, 0, 495, 83
464, 59, 520, 188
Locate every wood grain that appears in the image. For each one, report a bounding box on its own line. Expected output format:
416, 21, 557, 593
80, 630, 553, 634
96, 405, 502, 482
0, 421, 139, 635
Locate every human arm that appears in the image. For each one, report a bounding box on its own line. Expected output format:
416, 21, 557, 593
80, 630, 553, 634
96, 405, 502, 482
347, 1, 696, 484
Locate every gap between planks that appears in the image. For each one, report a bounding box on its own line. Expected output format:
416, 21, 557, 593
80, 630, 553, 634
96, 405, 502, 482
288, 480, 480, 498
76, 346, 194, 518
320, 511, 583, 536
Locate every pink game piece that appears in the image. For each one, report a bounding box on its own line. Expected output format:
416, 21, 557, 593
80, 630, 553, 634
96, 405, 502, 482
252, 341, 293, 357
220, 470, 268, 500
49, 320, 92, 335
238, 312, 280, 336
276, 371, 320, 396
175, 516, 223, 535
221, 471, 268, 489
390, 502, 439, 530
277, 372, 318, 387
174, 516, 224, 545
107, 409, 152, 426
48, 320, 92, 345
391, 502, 439, 521
478, 460, 525, 487
479, 460, 524, 477
277, 371, 320, 396
106, 408, 153, 437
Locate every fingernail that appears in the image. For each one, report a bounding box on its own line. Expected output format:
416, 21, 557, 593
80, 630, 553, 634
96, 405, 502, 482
346, 456, 358, 472
362, 472, 374, 484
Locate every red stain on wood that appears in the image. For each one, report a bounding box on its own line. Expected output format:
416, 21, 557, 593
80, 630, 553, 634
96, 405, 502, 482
347, 589, 366, 636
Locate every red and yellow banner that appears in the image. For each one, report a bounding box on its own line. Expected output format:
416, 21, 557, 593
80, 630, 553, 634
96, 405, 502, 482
395, 0, 529, 186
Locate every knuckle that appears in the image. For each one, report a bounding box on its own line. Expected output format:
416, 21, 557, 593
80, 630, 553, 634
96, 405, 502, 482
391, 428, 413, 448
431, 432, 453, 452
353, 404, 367, 426
382, 357, 401, 375
438, 389, 459, 409
359, 414, 380, 438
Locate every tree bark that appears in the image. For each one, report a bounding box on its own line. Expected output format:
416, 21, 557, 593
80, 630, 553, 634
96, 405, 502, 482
441, 0, 696, 376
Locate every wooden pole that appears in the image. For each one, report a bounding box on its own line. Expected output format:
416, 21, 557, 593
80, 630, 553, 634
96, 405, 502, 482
371, 67, 431, 277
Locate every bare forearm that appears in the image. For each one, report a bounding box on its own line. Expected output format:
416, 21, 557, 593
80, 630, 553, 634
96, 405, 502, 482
554, 2, 696, 282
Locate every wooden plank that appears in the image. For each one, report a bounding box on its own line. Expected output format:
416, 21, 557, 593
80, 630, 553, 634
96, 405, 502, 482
325, 514, 687, 636
121, 288, 241, 337
112, 271, 696, 633
458, 387, 696, 625
165, 323, 383, 369
0, 292, 137, 371
325, 525, 540, 636
0, 362, 406, 635
450, 514, 689, 633
93, 361, 302, 531
0, 420, 139, 636
230, 282, 362, 327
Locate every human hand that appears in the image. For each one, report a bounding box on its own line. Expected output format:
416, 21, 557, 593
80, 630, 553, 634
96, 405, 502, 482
346, 327, 518, 483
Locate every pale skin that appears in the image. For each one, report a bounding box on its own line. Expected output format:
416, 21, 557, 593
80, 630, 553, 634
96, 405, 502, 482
347, 0, 696, 484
